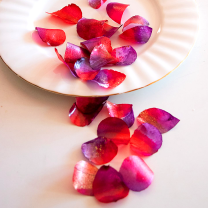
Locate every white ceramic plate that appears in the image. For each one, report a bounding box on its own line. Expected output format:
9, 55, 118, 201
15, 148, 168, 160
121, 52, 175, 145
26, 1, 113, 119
0, 0, 199, 97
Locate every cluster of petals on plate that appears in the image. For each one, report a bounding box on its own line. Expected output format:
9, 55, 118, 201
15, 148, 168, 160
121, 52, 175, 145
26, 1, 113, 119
35, 2, 153, 89
72, 97, 180, 203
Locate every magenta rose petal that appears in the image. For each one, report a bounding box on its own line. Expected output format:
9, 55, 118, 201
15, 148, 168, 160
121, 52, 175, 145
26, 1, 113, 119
97, 117, 130, 145
92, 69, 126, 89
88, 0, 107, 9
47, 4, 82, 24
120, 26, 153, 43
137, 108, 180, 134
130, 123, 162, 156
107, 101, 135, 128
93, 165, 129, 203
119, 156, 154, 192
106, 2, 129, 24
103, 23, 122, 38
81, 137, 118, 165
73, 160, 98, 196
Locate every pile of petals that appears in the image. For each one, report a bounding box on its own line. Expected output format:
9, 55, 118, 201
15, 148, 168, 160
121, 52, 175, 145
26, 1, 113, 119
72, 98, 180, 203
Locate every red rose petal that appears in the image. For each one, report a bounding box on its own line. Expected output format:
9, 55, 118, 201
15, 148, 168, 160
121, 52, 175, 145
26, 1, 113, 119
97, 117, 130, 145
74, 57, 100, 81
88, 0, 107, 9
35, 27, 66, 46
76, 96, 108, 114
47, 4, 82, 24
103, 23, 122, 38
130, 123, 162, 156
120, 26, 153, 43
93, 165, 129, 203
137, 108, 180, 134
69, 103, 104, 127
107, 101, 135, 128
73, 160, 98, 196
92, 69, 126, 89
106, 2, 129, 24
119, 156, 154, 191
81, 137, 118, 165
123, 15, 149, 32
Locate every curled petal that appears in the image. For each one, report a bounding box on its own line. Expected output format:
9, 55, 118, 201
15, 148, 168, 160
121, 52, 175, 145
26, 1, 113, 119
92, 69, 126, 89
106, 2, 129, 24
88, 0, 107, 9
107, 101, 135, 128
74, 58, 100, 81
120, 26, 153, 43
130, 123, 162, 156
93, 165, 129, 203
81, 137, 118, 165
35, 27, 66, 46
119, 156, 154, 192
137, 108, 180, 134
47, 4, 82, 24
76, 96, 108, 114
73, 160, 98, 196
97, 117, 130, 145
103, 23, 122, 38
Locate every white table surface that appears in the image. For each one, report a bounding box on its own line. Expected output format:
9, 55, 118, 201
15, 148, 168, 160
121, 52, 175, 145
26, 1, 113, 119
1, 0, 208, 207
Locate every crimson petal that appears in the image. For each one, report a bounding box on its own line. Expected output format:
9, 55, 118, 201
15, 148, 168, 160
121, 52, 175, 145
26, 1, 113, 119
106, 2, 129, 24
88, 0, 107, 9
119, 156, 154, 191
47, 4, 82, 24
73, 160, 98, 196
35, 27, 66, 46
81, 137, 118, 165
97, 117, 130, 145
93, 165, 129, 203
137, 108, 180, 134
103, 23, 122, 38
92, 69, 126, 89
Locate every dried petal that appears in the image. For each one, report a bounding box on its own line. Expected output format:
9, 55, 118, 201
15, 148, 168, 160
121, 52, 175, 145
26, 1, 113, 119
119, 156, 154, 192
97, 117, 130, 145
120, 26, 153, 43
137, 108, 180, 134
93, 165, 129, 203
123, 15, 149, 32
107, 101, 135, 128
76, 96, 108, 114
81, 137, 118, 165
103, 23, 122, 38
74, 58, 100, 81
106, 2, 129, 24
92, 69, 126, 89
88, 0, 107, 9
73, 160, 98, 196
47, 4, 82, 24
130, 123, 162, 156
69, 103, 103, 127
35, 27, 66, 46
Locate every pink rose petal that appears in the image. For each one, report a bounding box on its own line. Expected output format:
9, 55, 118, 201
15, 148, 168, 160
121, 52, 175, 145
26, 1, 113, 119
73, 160, 98, 196
93, 165, 129, 203
103, 23, 122, 38
97, 117, 130, 145
81, 137, 118, 165
137, 108, 180, 134
119, 156, 154, 192
130, 123, 162, 156
88, 0, 107, 9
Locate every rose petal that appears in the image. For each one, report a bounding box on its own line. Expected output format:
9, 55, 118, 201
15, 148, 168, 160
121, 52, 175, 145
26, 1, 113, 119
107, 101, 135, 128
103, 23, 122, 38
73, 160, 98, 196
119, 156, 154, 192
92, 69, 126, 89
120, 26, 153, 43
81, 36, 112, 53
81, 137, 118, 165
69, 103, 104, 127
123, 15, 149, 32
88, 0, 107, 9
106, 2, 129, 24
93, 165, 129, 203
76, 96, 108, 114
130, 123, 162, 156
74, 58, 100, 81
47, 4, 82, 24
35, 27, 66, 46
97, 117, 130, 145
